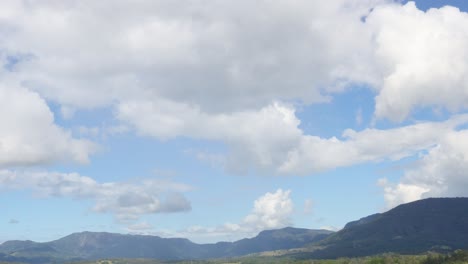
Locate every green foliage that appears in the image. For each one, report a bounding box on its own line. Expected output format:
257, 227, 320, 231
421, 250, 468, 264
67, 250, 468, 264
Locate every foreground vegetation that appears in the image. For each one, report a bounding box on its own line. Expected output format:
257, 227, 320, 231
2, 250, 468, 264
60, 250, 468, 264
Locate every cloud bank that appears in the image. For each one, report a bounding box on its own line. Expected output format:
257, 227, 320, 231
1, 0, 468, 210
0, 170, 192, 222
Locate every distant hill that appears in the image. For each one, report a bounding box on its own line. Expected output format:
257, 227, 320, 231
295, 197, 468, 259
0, 227, 333, 263
218, 227, 332, 257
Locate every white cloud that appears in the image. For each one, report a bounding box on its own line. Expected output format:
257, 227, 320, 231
379, 129, 468, 208
368, 2, 468, 121
118, 100, 302, 174
126, 221, 153, 231
1, 0, 468, 186
0, 1, 387, 175
278, 114, 468, 175
120, 99, 468, 176
378, 178, 429, 209
16, 0, 450, 134
154, 189, 294, 243
0, 170, 192, 221
0, 84, 95, 166
243, 189, 293, 230
0, 0, 383, 111
304, 199, 314, 214
320, 226, 341, 231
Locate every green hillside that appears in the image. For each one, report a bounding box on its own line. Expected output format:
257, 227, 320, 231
0, 228, 332, 263
297, 198, 468, 259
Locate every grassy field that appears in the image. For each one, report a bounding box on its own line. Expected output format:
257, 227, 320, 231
63, 250, 468, 264
2, 250, 468, 264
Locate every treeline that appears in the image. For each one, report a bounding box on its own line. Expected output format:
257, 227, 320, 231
422, 250, 468, 264
203, 250, 468, 264
4, 250, 468, 264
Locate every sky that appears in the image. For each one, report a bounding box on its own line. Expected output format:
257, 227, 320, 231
1, 0, 468, 244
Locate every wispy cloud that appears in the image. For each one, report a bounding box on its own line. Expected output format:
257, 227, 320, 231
8, 219, 19, 224
303, 199, 314, 215
0, 170, 192, 223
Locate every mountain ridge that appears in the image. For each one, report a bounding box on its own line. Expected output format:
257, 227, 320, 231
292, 197, 468, 259
0, 227, 333, 263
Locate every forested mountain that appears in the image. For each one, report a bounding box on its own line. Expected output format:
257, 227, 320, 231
295, 198, 468, 259
0, 227, 332, 263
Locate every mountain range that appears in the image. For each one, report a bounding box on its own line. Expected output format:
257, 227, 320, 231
2, 197, 468, 263
0, 227, 332, 263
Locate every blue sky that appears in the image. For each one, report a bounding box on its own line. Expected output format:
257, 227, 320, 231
1, 0, 468, 243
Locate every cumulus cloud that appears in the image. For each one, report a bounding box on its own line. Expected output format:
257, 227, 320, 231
118, 100, 302, 174
378, 178, 429, 209
0, 0, 368, 176
0, 84, 95, 166
1, 0, 468, 211
379, 129, 468, 208
156, 189, 294, 243
0, 0, 383, 111
279, 114, 468, 175
120, 100, 468, 175
0, 0, 387, 174
0, 170, 192, 222
243, 189, 293, 230
368, 2, 468, 121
